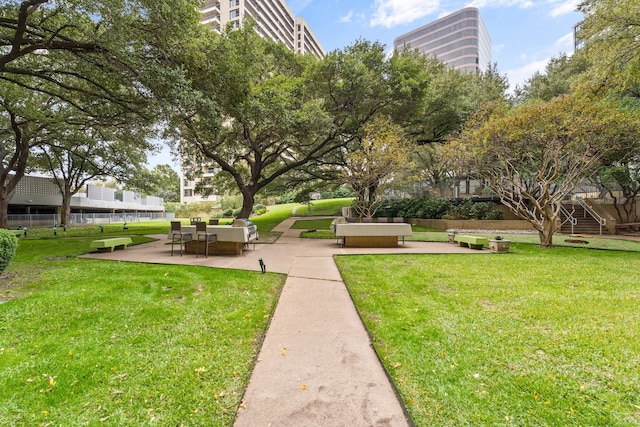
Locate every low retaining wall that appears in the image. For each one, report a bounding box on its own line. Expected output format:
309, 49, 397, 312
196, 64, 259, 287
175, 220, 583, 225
409, 218, 536, 231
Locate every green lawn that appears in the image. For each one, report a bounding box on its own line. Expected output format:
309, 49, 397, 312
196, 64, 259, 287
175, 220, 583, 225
294, 198, 353, 216
4, 215, 640, 425
0, 234, 285, 426
335, 243, 640, 426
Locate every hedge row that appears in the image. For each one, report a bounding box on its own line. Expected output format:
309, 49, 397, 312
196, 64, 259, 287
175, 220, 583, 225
376, 197, 503, 220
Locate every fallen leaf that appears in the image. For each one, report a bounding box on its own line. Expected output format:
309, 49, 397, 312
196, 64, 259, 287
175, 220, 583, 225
300, 384, 306, 390
281, 348, 286, 356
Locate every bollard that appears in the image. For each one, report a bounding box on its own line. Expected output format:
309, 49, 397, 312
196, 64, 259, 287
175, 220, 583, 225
258, 258, 266, 273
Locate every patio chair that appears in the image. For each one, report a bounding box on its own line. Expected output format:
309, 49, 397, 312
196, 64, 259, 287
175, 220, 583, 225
170, 221, 192, 256
377, 217, 388, 223
195, 221, 217, 258
208, 219, 219, 225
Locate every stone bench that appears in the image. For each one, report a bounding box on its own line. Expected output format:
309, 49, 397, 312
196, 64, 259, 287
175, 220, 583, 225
454, 235, 488, 250
90, 237, 133, 252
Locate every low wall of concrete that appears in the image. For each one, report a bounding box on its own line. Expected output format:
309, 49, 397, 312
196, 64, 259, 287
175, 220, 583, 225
410, 218, 536, 231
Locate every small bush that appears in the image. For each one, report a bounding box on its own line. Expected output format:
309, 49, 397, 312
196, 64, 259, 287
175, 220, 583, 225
253, 204, 267, 215
0, 229, 19, 273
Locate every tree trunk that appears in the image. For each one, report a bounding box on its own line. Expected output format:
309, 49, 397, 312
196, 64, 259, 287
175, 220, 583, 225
60, 192, 72, 226
237, 189, 255, 219
538, 214, 557, 248
0, 192, 10, 229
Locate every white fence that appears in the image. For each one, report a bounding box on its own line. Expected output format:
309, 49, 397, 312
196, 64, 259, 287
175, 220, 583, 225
7, 212, 167, 229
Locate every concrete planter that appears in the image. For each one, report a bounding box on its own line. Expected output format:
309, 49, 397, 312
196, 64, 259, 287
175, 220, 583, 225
447, 233, 458, 244
489, 239, 510, 253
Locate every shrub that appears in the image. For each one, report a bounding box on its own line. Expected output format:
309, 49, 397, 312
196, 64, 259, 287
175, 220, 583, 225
377, 196, 503, 220
443, 199, 503, 220
0, 229, 18, 274
253, 204, 267, 215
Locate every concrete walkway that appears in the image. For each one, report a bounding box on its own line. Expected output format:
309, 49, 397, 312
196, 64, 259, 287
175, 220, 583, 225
82, 218, 487, 426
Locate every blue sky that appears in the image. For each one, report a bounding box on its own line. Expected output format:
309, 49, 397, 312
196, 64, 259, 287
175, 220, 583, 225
288, 0, 583, 91
148, 0, 583, 171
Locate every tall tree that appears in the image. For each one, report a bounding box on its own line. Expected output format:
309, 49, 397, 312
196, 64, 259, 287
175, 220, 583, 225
444, 95, 640, 247
343, 116, 413, 218
514, 53, 590, 103
34, 111, 152, 225
172, 28, 427, 218
127, 164, 180, 203
0, 86, 47, 227
0, 0, 202, 227
578, 0, 640, 95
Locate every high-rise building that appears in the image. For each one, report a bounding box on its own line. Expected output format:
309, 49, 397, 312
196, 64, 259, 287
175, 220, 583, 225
180, 0, 325, 204
393, 7, 491, 73
199, 0, 325, 59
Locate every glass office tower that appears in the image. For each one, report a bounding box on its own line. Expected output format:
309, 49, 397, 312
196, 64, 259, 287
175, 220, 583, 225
394, 7, 491, 73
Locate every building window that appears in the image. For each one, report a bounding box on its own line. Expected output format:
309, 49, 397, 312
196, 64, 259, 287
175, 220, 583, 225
230, 9, 239, 19
184, 189, 193, 197
229, 0, 239, 6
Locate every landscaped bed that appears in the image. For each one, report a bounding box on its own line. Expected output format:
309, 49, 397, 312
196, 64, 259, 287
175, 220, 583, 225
335, 243, 640, 426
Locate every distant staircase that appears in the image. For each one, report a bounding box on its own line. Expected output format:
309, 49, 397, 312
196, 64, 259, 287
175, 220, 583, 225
560, 202, 609, 235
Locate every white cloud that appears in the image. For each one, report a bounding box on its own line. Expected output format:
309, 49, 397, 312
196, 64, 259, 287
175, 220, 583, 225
339, 10, 354, 23
554, 31, 575, 52
370, 0, 440, 28
507, 57, 550, 90
549, 0, 580, 17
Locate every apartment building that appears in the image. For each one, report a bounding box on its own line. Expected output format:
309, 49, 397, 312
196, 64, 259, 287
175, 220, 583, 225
181, 0, 325, 204
394, 7, 491, 73
199, 0, 324, 58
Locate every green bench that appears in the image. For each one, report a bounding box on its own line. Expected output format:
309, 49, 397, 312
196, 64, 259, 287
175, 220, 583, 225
454, 235, 488, 250
90, 237, 133, 252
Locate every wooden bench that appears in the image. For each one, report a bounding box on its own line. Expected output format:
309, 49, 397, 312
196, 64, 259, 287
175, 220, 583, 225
90, 237, 133, 252
454, 235, 488, 250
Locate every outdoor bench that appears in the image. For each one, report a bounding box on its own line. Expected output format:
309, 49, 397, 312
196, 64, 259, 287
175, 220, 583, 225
333, 222, 413, 247
454, 235, 488, 250
90, 237, 133, 252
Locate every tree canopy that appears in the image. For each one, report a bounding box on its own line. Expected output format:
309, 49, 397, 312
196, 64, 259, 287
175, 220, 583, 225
445, 94, 640, 247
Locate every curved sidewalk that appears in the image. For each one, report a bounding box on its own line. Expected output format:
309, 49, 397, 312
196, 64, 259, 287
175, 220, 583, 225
83, 218, 487, 426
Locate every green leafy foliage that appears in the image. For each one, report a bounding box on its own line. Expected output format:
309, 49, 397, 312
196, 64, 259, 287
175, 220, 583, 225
378, 196, 502, 220
0, 229, 18, 273
443, 199, 503, 220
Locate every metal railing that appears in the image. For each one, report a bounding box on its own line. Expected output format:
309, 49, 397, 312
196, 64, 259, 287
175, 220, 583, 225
7, 212, 167, 229
577, 199, 606, 234
559, 204, 577, 234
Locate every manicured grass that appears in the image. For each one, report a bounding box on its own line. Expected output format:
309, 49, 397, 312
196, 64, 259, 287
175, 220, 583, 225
294, 198, 353, 216
335, 244, 640, 426
290, 218, 334, 230
0, 234, 285, 426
